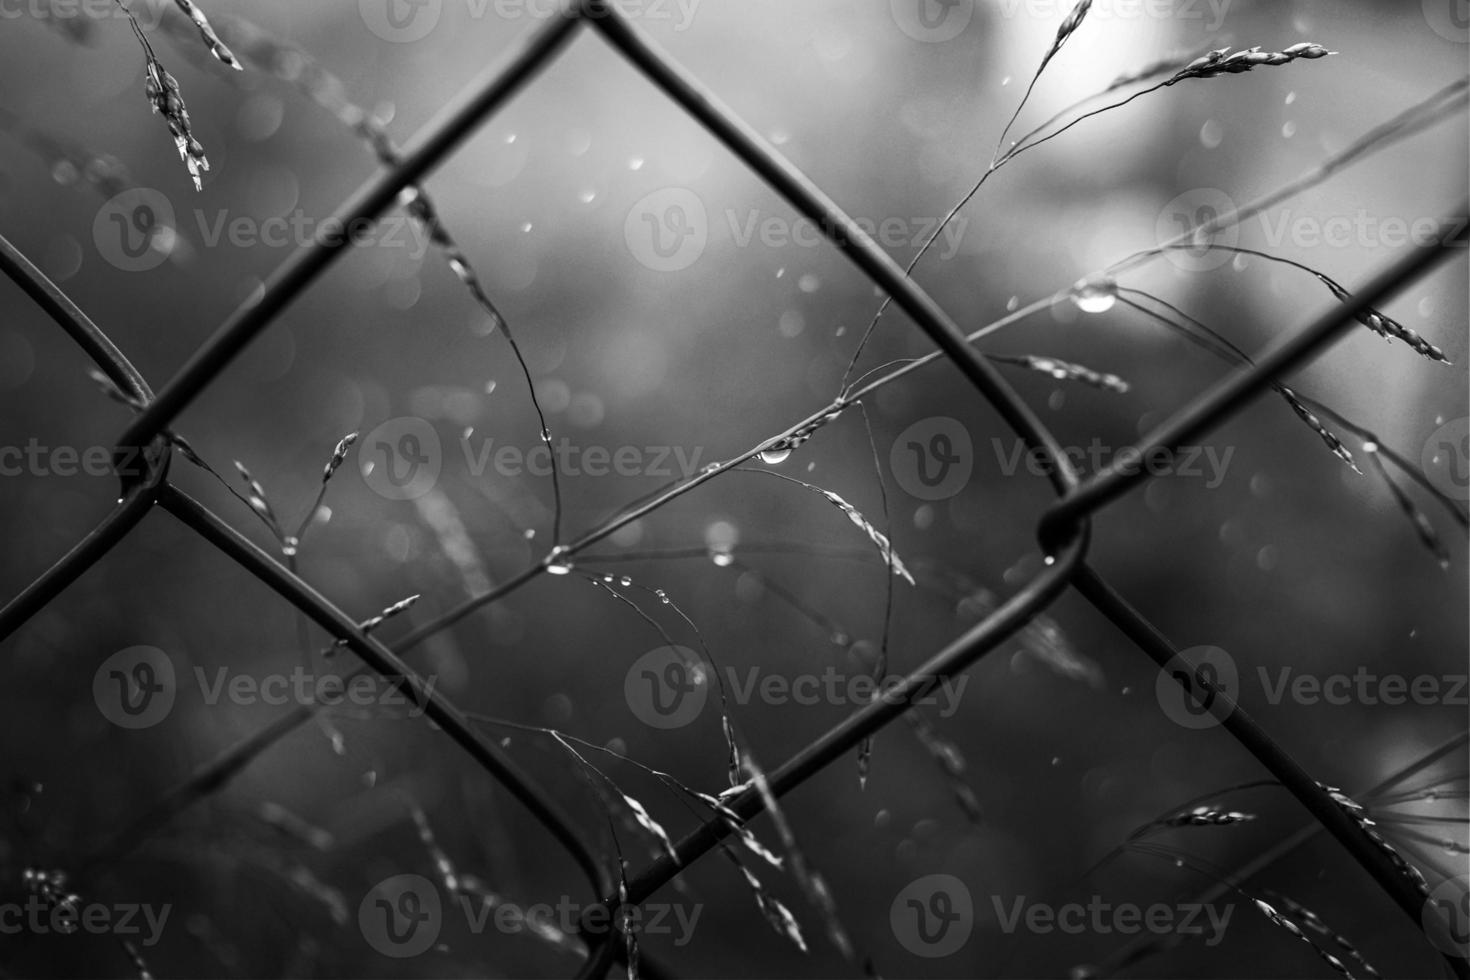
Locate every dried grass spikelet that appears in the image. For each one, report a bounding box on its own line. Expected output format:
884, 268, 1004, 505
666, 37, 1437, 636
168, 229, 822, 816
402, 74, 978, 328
992, 354, 1130, 394
122, 940, 153, 980
256, 801, 334, 851
1041, 0, 1093, 74
1277, 386, 1361, 473
1161, 805, 1256, 827
1262, 890, 1380, 979
327, 594, 420, 656
1319, 782, 1432, 898
1319, 278, 1449, 362
409, 804, 460, 894
752, 471, 914, 585
1364, 446, 1452, 568
1168, 43, 1334, 83
904, 711, 984, 825
171, 0, 241, 70
113, 1, 210, 189
1250, 898, 1356, 979
738, 752, 852, 959
735, 863, 807, 953
322, 432, 357, 482
458, 874, 585, 956
144, 58, 209, 190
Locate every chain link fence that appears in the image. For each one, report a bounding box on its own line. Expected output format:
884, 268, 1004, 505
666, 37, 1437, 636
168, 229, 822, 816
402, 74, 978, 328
0, 1, 1465, 976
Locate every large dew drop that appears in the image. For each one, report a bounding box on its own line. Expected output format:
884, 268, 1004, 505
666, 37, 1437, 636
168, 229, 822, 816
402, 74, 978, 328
1070, 276, 1118, 314
759, 446, 792, 466
546, 546, 574, 575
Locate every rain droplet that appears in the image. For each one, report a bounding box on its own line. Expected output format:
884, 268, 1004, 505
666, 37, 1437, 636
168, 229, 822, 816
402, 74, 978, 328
759, 446, 792, 465
619, 575, 633, 587
709, 549, 735, 567
524, 528, 536, 540
578, 188, 598, 205
1006, 295, 1020, 312
655, 589, 670, 604
1199, 118, 1223, 149
1070, 275, 1117, 314
1281, 121, 1298, 139
546, 548, 574, 575
627, 156, 645, 171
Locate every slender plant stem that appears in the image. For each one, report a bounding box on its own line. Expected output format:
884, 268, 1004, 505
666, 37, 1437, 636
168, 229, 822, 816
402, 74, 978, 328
111, 6, 587, 479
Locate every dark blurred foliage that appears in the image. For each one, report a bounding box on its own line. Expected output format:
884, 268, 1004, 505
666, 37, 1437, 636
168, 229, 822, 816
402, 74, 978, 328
0, 1, 1465, 977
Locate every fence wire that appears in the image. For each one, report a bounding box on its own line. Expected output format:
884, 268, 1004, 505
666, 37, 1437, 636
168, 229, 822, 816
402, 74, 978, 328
0, 1, 1465, 976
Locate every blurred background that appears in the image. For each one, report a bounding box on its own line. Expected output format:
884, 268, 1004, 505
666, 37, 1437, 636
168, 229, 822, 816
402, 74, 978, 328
0, 0, 1466, 976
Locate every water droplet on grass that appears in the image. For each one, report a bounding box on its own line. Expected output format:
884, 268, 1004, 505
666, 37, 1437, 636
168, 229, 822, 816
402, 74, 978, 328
759, 446, 792, 465
546, 547, 573, 575
1070, 276, 1117, 314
